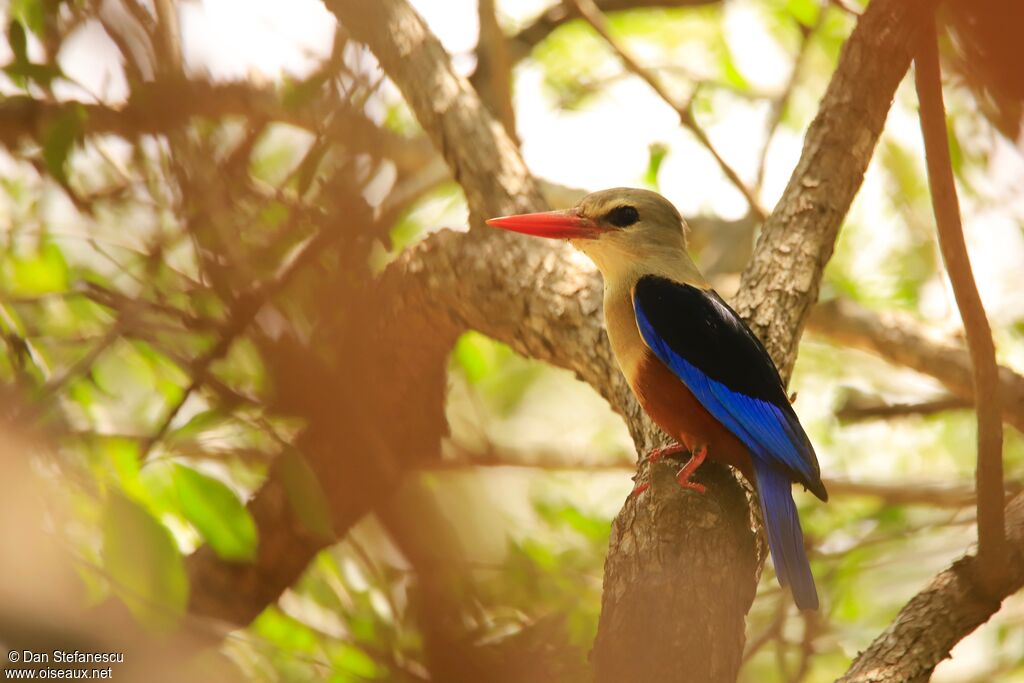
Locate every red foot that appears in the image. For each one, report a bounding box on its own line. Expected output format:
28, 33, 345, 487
648, 443, 687, 464
675, 445, 707, 494
630, 444, 708, 497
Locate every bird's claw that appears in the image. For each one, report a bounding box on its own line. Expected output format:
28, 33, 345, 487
647, 443, 687, 464
630, 444, 708, 497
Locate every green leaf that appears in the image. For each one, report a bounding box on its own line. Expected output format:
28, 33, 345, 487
643, 142, 668, 189
43, 104, 86, 184
786, 0, 820, 27
717, 40, 751, 92
330, 644, 379, 678
7, 241, 68, 294
8, 20, 27, 64
172, 464, 258, 561
167, 409, 229, 445
11, 0, 45, 35
101, 493, 188, 629
452, 331, 496, 384
279, 450, 334, 540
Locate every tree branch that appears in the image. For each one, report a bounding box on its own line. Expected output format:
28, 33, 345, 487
733, 0, 938, 381
327, 2, 760, 680
835, 391, 972, 423
807, 298, 1024, 433
0, 80, 421, 171
915, 17, 1008, 586
505, 0, 720, 65
838, 492, 1024, 683
566, 0, 768, 220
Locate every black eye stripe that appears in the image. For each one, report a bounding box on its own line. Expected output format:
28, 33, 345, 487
605, 205, 639, 227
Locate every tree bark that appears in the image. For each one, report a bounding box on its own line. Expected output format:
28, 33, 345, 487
808, 298, 1024, 433
915, 19, 1008, 583
838, 492, 1024, 683
734, 0, 938, 379
591, 463, 758, 682
181, 0, 941, 677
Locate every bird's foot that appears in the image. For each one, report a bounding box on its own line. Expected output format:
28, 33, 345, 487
630, 444, 707, 497
648, 443, 687, 464
675, 445, 707, 494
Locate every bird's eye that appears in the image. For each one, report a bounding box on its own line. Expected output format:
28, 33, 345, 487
605, 205, 639, 228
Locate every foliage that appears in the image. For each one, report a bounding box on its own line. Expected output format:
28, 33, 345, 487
1, 0, 1023, 681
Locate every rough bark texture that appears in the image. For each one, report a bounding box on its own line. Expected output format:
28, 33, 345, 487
734, 0, 938, 379
838, 493, 1024, 683
167, 1, 1022, 681
808, 298, 1024, 433
591, 463, 759, 683
329, 1, 760, 678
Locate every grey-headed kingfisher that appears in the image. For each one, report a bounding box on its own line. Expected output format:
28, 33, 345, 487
487, 188, 827, 610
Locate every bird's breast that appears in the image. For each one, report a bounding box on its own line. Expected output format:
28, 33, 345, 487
631, 350, 755, 480
603, 285, 648, 382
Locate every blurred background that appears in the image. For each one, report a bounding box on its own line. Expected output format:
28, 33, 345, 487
1, 0, 1023, 681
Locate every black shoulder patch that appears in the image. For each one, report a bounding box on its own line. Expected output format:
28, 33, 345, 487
632, 276, 789, 405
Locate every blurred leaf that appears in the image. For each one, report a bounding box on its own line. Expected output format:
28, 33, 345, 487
173, 464, 257, 561
6, 241, 68, 295
643, 142, 668, 189
786, 0, 820, 27
452, 331, 497, 384
101, 493, 188, 628
329, 643, 379, 678
8, 20, 27, 64
881, 141, 926, 202
717, 40, 751, 91
946, 120, 963, 176
281, 72, 329, 111
43, 105, 86, 184
536, 500, 610, 543
258, 201, 290, 230
453, 331, 543, 415
279, 450, 334, 540
168, 409, 229, 445
251, 607, 320, 654
11, 0, 45, 34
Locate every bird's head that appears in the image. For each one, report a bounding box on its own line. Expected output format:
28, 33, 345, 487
486, 187, 689, 279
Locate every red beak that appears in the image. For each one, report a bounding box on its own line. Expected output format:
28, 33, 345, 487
486, 209, 607, 240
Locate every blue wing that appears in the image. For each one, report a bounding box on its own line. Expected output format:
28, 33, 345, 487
632, 276, 825, 499
633, 276, 825, 609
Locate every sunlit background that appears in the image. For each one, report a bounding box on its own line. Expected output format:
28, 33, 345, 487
2, 0, 1024, 680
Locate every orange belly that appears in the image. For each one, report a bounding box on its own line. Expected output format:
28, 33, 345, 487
631, 350, 754, 482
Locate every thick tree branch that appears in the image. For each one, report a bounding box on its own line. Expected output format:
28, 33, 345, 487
915, 19, 1008, 585
838, 492, 1024, 683
734, 0, 938, 381
327, 1, 760, 680
807, 298, 1024, 433
167, 2, 988, 679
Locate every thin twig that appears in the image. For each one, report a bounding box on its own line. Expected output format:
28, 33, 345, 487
565, 0, 768, 220
139, 227, 339, 460
915, 19, 1008, 586
807, 297, 1024, 432
754, 9, 825, 192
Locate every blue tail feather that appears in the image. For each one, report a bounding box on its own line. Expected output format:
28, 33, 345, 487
752, 458, 818, 610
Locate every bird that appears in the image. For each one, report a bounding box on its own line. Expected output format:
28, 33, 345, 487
486, 187, 827, 610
